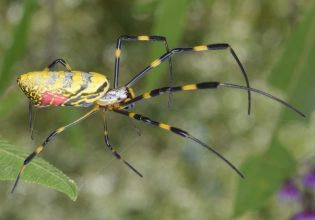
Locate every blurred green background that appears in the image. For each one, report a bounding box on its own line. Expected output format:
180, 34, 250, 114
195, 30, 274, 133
0, 0, 314, 219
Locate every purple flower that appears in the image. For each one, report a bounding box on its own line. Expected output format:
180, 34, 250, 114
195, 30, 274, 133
278, 180, 300, 202
294, 210, 315, 220
303, 169, 315, 188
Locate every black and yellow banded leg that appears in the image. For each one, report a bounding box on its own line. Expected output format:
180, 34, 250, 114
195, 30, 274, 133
11, 106, 100, 193
123, 82, 220, 107
102, 112, 143, 177
121, 82, 305, 117
43, 58, 72, 72
113, 109, 244, 178
114, 35, 173, 89
125, 43, 251, 114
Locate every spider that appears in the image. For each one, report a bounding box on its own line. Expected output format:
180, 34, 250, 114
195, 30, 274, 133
11, 35, 305, 193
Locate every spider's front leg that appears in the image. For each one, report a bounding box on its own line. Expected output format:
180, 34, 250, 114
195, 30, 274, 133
125, 43, 251, 114
113, 35, 173, 88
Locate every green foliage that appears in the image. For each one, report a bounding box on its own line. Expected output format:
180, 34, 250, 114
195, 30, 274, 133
269, 5, 315, 119
233, 5, 315, 218
233, 144, 296, 217
0, 0, 36, 95
0, 139, 78, 201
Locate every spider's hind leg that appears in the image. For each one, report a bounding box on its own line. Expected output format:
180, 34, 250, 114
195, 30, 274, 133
43, 58, 72, 72
11, 106, 100, 193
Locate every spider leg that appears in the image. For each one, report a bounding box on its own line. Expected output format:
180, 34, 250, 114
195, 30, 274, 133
114, 35, 174, 107
114, 35, 173, 89
43, 58, 72, 72
101, 110, 143, 177
121, 82, 305, 118
125, 44, 251, 114
28, 101, 35, 140
11, 106, 100, 193
113, 109, 244, 178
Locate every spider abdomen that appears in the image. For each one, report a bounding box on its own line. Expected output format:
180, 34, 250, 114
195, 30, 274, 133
17, 71, 109, 107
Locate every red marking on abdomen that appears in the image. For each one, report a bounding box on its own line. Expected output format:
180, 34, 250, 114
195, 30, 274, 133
41, 92, 68, 106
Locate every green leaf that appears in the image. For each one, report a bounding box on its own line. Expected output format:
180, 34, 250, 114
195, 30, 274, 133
233, 144, 296, 217
0, 139, 78, 201
0, 0, 36, 95
233, 5, 315, 218
269, 5, 315, 119
144, 0, 192, 90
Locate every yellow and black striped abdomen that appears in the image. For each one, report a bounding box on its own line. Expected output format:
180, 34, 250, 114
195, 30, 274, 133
17, 71, 109, 107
